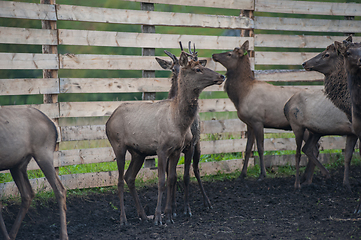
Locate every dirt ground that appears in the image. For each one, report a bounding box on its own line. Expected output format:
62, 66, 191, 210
3, 165, 361, 240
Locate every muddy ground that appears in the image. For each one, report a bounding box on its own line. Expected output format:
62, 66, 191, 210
3, 165, 361, 240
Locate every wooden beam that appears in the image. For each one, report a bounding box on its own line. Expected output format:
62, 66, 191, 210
255, 16, 361, 33
122, 0, 255, 10
56, 4, 254, 29
58, 29, 253, 50
255, 34, 361, 49
256, 0, 361, 16
0, 27, 57, 45
0, 1, 56, 20
255, 52, 320, 65
0, 53, 59, 69
0, 78, 59, 95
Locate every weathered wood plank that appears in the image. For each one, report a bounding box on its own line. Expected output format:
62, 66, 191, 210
256, 0, 361, 16
56, 4, 253, 29
8, 135, 349, 173
0, 1, 56, 20
255, 16, 361, 33
0, 104, 59, 119
0, 27, 57, 45
60, 119, 247, 141
0, 78, 59, 95
123, 0, 254, 10
60, 77, 224, 94
59, 54, 228, 71
254, 70, 324, 82
255, 34, 361, 49
255, 52, 319, 65
59, 99, 237, 118
59, 29, 253, 50
0, 53, 59, 70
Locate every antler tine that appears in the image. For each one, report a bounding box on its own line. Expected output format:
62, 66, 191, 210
188, 41, 193, 54
179, 41, 183, 51
164, 50, 177, 62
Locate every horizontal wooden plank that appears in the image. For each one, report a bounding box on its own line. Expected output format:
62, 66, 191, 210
60, 77, 224, 94
254, 70, 324, 82
59, 54, 229, 71
0, 78, 59, 95
0, 103, 59, 119
60, 119, 246, 142
59, 99, 236, 118
255, 16, 361, 33
0, 1, 56, 20
59, 29, 253, 50
123, 0, 254, 10
56, 4, 253, 29
0, 27, 57, 45
255, 52, 318, 65
27, 135, 349, 171
255, 34, 361, 49
256, 0, 361, 16
0, 53, 59, 70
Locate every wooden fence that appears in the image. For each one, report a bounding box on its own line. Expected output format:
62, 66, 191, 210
1, 0, 361, 196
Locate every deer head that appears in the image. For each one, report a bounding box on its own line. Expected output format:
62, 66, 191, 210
212, 40, 249, 70
335, 38, 361, 74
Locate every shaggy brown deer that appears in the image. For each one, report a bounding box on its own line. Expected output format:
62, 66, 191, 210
296, 40, 359, 190
155, 46, 212, 217
106, 48, 224, 225
334, 40, 361, 212
0, 107, 68, 240
212, 41, 303, 180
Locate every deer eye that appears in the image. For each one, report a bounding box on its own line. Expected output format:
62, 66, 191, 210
324, 53, 330, 58
196, 68, 202, 73
228, 53, 232, 56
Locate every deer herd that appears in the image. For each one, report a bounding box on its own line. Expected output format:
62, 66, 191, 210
0, 37, 360, 239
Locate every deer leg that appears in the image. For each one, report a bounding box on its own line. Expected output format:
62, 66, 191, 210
154, 150, 167, 225
241, 125, 255, 179
343, 135, 357, 191
293, 128, 305, 189
35, 151, 68, 240
193, 141, 212, 210
8, 162, 35, 240
124, 152, 147, 221
112, 145, 128, 226
0, 201, 10, 240
164, 150, 181, 224
300, 131, 317, 185
183, 144, 193, 217
302, 134, 330, 179
253, 123, 266, 180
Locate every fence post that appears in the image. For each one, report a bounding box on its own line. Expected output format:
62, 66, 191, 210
141, 2, 156, 168
41, 0, 60, 172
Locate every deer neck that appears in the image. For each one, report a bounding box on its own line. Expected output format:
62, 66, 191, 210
347, 68, 361, 115
167, 72, 179, 99
224, 56, 254, 108
324, 60, 352, 120
171, 74, 200, 133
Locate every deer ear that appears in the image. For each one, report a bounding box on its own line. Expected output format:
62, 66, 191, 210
155, 57, 173, 70
334, 41, 346, 55
199, 59, 207, 66
179, 51, 189, 67
241, 40, 249, 52
345, 35, 352, 43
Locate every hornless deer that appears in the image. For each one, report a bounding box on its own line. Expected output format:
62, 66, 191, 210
334, 40, 361, 212
298, 39, 358, 190
106, 48, 224, 225
212, 41, 304, 180
0, 106, 68, 240
155, 44, 212, 217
